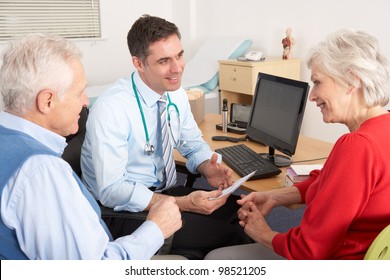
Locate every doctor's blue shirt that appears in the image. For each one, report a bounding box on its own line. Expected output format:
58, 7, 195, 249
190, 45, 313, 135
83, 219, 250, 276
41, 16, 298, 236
81, 72, 216, 212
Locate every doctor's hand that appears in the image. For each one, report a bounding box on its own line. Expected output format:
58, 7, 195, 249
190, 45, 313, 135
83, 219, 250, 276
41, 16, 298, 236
176, 189, 228, 215
197, 153, 233, 190
147, 196, 182, 239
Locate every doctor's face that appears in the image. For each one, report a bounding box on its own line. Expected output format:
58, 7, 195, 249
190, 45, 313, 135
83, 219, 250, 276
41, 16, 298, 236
134, 35, 185, 95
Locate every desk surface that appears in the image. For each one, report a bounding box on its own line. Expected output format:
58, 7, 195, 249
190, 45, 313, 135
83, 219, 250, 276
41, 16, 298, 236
175, 114, 333, 192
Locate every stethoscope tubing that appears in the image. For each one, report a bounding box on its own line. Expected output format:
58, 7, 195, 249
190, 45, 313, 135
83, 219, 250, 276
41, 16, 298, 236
131, 72, 182, 155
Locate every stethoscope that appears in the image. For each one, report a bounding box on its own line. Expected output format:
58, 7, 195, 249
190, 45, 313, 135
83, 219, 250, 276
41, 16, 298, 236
131, 72, 181, 155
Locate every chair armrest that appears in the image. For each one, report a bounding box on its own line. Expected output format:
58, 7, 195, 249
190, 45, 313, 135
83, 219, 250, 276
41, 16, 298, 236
99, 204, 148, 220
175, 163, 201, 188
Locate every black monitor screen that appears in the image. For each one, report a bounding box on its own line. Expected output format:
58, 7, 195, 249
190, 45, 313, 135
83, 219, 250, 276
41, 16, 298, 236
246, 72, 309, 167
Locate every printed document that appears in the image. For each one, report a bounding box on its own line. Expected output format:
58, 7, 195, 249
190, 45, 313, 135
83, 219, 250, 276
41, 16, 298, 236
209, 170, 256, 200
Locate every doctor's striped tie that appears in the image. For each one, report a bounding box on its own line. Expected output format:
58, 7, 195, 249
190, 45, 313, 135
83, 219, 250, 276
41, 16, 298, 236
158, 95, 177, 190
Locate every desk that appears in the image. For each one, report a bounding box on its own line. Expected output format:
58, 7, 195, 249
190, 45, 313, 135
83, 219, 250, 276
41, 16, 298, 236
175, 114, 333, 193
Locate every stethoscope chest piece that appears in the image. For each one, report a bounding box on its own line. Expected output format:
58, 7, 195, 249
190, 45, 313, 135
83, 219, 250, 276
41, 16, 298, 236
144, 143, 155, 155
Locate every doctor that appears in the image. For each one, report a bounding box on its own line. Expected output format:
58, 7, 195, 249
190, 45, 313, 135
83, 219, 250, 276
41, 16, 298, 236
81, 14, 251, 259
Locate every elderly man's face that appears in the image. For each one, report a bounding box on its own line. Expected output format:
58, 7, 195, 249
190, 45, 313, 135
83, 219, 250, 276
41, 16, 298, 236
49, 59, 89, 136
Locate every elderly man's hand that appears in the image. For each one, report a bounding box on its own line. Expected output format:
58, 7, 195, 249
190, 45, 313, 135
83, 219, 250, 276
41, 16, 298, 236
147, 197, 182, 239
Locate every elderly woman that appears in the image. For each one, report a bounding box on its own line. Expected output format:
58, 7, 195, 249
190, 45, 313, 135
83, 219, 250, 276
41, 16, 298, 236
205, 29, 390, 260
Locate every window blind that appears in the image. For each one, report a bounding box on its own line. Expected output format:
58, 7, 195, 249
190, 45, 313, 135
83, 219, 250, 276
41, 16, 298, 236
0, 0, 101, 41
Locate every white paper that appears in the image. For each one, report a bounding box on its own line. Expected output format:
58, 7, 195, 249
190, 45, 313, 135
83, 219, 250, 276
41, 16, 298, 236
290, 164, 323, 176
209, 170, 256, 200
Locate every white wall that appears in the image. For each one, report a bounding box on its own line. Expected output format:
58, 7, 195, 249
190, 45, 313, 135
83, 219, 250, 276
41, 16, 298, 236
187, 0, 390, 143
77, 0, 173, 85
1, 0, 389, 143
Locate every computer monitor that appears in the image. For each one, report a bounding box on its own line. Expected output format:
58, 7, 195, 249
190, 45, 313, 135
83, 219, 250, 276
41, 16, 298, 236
246, 72, 309, 167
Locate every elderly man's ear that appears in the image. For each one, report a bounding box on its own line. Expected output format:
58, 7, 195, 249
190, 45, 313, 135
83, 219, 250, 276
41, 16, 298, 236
36, 89, 56, 114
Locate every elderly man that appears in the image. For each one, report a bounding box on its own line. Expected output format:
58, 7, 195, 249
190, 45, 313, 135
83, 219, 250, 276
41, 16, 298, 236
0, 33, 182, 260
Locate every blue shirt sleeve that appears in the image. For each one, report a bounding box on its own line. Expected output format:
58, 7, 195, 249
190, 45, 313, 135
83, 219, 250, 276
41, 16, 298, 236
2, 155, 163, 259
81, 87, 155, 212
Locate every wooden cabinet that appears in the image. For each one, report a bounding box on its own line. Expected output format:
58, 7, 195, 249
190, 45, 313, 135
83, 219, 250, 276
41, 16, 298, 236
219, 57, 301, 109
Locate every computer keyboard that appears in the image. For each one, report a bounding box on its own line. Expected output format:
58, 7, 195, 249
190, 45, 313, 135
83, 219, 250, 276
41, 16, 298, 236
215, 144, 281, 180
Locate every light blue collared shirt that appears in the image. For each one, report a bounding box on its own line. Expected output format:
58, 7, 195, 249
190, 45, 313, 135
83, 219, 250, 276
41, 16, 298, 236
0, 111, 163, 259
81, 72, 216, 212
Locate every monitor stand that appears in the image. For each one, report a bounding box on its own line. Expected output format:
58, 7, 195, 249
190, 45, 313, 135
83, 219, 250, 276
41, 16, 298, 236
259, 147, 292, 167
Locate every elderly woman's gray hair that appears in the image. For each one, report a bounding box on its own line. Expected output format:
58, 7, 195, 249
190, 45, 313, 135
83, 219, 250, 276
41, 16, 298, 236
306, 29, 390, 107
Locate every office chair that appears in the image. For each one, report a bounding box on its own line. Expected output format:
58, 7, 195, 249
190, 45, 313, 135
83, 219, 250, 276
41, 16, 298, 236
62, 107, 200, 256
364, 224, 390, 260
62, 106, 89, 178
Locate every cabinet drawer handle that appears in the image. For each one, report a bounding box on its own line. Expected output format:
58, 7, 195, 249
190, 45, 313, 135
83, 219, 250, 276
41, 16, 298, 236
230, 77, 236, 81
